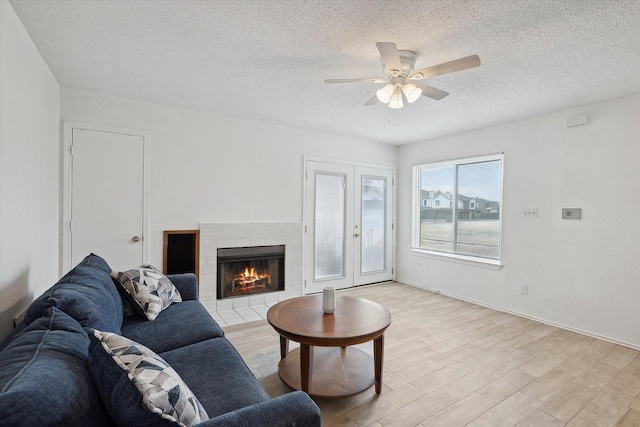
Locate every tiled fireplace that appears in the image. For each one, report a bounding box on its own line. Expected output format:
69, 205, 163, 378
217, 245, 285, 299
198, 223, 303, 313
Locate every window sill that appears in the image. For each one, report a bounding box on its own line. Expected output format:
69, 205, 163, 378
410, 248, 503, 270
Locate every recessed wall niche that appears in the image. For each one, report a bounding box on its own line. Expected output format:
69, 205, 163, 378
163, 230, 199, 281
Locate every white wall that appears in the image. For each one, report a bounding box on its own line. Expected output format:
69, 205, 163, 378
0, 1, 61, 340
61, 88, 397, 269
4, 0, 637, 350
396, 94, 640, 348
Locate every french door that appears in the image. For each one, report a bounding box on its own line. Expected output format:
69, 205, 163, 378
304, 161, 393, 294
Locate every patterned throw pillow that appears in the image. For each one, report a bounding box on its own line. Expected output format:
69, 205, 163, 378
112, 265, 182, 321
88, 330, 208, 427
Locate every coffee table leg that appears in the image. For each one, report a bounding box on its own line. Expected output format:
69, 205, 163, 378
279, 335, 289, 359
374, 334, 384, 394
300, 344, 313, 393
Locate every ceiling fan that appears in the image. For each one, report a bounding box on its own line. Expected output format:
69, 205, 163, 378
325, 42, 480, 109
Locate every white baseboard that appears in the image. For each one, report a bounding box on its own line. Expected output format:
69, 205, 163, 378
396, 278, 640, 351
13, 306, 28, 327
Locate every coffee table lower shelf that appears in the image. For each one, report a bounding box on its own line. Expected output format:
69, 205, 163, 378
278, 346, 374, 398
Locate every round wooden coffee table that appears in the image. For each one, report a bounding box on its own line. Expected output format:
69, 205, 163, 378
267, 295, 391, 398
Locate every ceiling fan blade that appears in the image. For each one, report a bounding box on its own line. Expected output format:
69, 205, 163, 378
416, 83, 449, 100
376, 42, 402, 73
364, 95, 379, 106
325, 78, 387, 84
410, 55, 480, 80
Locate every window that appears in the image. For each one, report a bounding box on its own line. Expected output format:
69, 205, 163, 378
412, 154, 503, 264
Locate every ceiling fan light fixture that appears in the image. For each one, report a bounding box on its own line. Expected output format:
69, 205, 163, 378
376, 84, 394, 104
325, 42, 480, 111
388, 88, 404, 109
402, 83, 422, 103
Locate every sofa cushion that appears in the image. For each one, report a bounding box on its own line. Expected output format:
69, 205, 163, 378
166, 273, 199, 301
121, 300, 224, 353
160, 338, 269, 418
0, 320, 27, 354
24, 253, 123, 333
112, 265, 181, 321
0, 307, 111, 426
89, 330, 208, 427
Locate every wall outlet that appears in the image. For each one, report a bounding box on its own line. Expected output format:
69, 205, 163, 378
521, 284, 528, 295
523, 208, 538, 218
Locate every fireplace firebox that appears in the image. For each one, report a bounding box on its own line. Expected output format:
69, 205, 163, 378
217, 245, 285, 299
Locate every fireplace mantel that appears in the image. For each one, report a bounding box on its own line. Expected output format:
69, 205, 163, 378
198, 223, 303, 313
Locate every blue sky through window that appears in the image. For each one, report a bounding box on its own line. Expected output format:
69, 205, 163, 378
421, 160, 501, 202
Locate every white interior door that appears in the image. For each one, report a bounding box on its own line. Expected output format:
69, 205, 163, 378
66, 126, 146, 272
304, 161, 393, 294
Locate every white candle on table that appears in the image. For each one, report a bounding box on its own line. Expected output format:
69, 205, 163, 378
322, 287, 335, 314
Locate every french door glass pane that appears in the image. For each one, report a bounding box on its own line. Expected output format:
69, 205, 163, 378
419, 166, 454, 252
361, 176, 386, 273
456, 160, 502, 259
314, 173, 345, 280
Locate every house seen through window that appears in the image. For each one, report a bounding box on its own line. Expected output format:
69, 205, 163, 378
413, 154, 503, 263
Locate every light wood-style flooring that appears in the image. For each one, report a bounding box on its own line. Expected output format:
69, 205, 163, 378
222, 282, 640, 426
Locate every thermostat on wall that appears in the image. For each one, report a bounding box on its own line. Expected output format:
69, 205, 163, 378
562, 208, 582, 220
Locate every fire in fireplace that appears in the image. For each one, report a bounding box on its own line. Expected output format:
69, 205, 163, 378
217, 245, 285, 299
234, 266, 270, 290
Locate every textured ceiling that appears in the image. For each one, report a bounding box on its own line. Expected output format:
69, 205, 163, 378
9, 0, 640, 145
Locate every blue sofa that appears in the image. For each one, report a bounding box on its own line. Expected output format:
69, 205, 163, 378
0, 254, 320, 426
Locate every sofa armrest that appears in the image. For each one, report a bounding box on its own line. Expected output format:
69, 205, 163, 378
167, 273, 199, 301
195, 391, 321, 427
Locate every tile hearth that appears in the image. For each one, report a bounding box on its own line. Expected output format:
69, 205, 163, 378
212, 304, 274, 327
198, 222, 303, 316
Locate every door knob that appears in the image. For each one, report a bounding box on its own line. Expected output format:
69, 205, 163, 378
132, 236, 141, 243
354, 233, 360, 237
